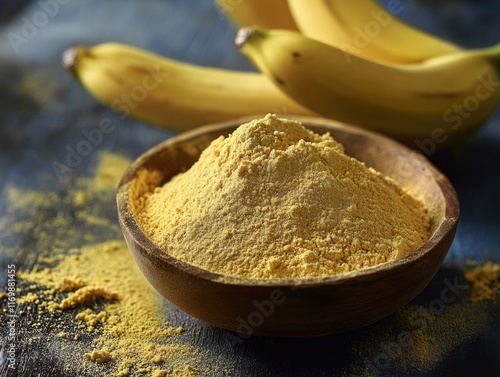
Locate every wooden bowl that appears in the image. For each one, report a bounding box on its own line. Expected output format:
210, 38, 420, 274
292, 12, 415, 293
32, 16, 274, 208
117, 116, 459, 337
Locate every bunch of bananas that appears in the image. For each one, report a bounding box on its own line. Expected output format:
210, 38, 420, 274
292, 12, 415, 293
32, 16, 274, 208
64, 0, 500, 146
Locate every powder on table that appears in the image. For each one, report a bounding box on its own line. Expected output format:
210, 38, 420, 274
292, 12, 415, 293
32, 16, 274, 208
1, 151, 210, 377
134, 114, 431, 279
464, 262, 500, 302
85, 348, 112, 364
18, 239, 197, 376
346, 290, 491, 375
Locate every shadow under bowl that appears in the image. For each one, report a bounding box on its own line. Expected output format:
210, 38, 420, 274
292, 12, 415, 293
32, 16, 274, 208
117, 116, 459, 337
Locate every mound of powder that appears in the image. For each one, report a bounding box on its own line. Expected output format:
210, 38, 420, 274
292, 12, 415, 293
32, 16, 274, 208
135, 114, 431, 279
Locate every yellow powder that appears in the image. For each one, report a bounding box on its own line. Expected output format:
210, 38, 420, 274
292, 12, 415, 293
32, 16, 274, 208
76, 308, 110, 331
85, 348, 112, 364
16, 71, 60, 109
464, 262, 500, 302
74, 190, 87, 206
1, 151, 214, 376
172, 366, 198, 376
347, 295, 490, 375
20, 240, 194, 375
18, 291, 40, 304
56, 276, 88, 292
134, 114, 431, 279
93, 151, 133, 191
49, 285, 119, 311
398, 302, 488, 371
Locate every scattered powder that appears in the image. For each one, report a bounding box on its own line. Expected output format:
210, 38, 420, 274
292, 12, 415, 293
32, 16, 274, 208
17, 71, 61, 109
133, 114, 431, 279
85, 348, 112, 364
76, 308, 111, 331
74, 190, 87, 206
0, 150, 127, 264
93, 151, 133, 191
56, 277, 88, 292
1, 151, 209, 377
347, 290, 491, 375
399, 302, 489, 371
49, 285, 120, 311
19, 239, 197, 376
18, 291, 40, 304
464, 262, 500, 302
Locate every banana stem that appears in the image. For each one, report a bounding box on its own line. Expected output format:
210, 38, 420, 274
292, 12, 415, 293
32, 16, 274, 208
62, 45, 81, 80
235, 27, 256, 50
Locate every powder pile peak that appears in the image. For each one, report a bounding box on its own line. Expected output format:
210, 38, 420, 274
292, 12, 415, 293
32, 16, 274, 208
135, 114, 430, 279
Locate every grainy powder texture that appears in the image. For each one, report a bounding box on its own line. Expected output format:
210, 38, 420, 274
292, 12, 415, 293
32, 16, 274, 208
19, 240, 195, 376
135, 114, 431, 279
1, 152, 207, 377
346, 298, 490, 376
465, 262, 500, 302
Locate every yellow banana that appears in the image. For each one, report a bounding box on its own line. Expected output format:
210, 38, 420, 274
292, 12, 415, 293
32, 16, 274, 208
287, 0, 460, 64
216, 0, 299, 31
236, 28, 500, 145
62, 43, 315, 131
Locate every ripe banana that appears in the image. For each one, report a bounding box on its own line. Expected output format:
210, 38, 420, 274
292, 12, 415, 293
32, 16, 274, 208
216, 0, 299, 31
236, 27, 500, 145
287, 0, 460, 64
62, 43, 315, 131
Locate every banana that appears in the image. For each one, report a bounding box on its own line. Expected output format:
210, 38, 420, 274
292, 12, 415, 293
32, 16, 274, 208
216, 0, 299, 31
287, 0, 460, 64
62, 43, 315, 130
236, 27, 500, 145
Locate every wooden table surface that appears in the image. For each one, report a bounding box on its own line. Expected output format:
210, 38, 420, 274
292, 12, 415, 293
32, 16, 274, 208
1, 1, 499, 376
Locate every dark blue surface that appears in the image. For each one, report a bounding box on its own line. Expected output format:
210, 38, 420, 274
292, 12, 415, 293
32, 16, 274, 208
0, 1, 499, 376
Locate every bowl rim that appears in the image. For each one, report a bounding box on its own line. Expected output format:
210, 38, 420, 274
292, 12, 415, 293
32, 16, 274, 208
117, 116, 460, 288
